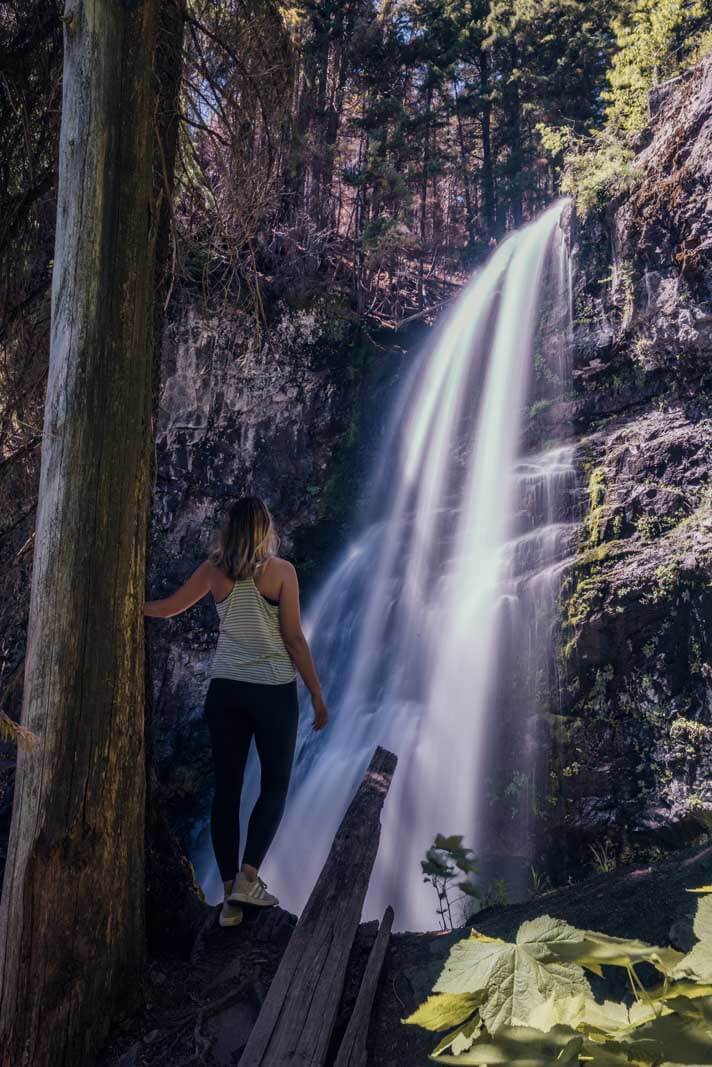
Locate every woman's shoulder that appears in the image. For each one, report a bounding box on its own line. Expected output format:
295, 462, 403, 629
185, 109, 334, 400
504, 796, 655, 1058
202, 558, 224, 579
261, 555, 297, 582
252, 555, 294, 603
203, 559, 233, 600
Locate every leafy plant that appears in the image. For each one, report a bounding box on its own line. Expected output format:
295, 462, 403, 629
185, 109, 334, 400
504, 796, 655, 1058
585, 466, 607, 547
536, 124, 639, 216
405, 886, 712, 1065
529, 865, 551, 898
603, 0, 712, 136
590, 840, 618, 874
422, 835, 481, 931
481, 879, 509, 910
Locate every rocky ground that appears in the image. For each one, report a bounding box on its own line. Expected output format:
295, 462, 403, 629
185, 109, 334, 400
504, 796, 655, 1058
99, 841, 712, 1066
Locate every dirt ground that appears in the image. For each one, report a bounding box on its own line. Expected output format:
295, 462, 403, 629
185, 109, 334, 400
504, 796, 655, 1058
100, 842, 712, 1067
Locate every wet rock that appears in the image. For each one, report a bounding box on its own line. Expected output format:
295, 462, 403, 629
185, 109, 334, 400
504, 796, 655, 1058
115, 1045, 140, 1067
146, 298, 417, 869
544, 51, 712, 879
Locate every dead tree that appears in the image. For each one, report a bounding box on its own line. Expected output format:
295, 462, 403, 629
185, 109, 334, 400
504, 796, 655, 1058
333, 906, 394, 1067
0, 0, 164, 1062
239, 747, 397, 1067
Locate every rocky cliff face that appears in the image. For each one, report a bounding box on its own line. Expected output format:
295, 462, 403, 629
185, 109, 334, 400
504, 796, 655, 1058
3, 54, 709, 913
149, 54, 712, 892
535, 53, 712, 878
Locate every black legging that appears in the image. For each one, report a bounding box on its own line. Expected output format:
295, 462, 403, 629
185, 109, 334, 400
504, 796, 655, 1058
204, 676, 299, 881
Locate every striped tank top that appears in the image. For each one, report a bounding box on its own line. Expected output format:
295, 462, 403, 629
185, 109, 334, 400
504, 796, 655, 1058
210, 577, 297, 685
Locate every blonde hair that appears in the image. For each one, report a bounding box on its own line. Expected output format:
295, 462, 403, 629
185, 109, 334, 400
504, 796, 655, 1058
210, 496, 279, 580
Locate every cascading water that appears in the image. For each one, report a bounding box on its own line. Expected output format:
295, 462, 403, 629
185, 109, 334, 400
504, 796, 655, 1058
202, 199, 577, 930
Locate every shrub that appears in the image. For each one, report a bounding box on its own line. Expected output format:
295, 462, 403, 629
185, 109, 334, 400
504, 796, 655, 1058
406, 885, 712, 1064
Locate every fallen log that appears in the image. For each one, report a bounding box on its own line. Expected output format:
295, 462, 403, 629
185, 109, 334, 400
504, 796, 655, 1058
239, 746, 397, 1067
333, 906, 394, 1067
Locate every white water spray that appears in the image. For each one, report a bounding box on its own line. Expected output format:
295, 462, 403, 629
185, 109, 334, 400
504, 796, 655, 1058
202, 199, 576, 930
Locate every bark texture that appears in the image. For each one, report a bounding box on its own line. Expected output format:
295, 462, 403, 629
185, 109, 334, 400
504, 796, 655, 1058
333, 905, 393, 1067
0, 0, 161, 1062
143, 0, 207, 954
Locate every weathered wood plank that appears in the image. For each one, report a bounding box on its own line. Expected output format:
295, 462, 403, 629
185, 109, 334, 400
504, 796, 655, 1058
333, 906, 394, 1067
239, 746, 397, 1067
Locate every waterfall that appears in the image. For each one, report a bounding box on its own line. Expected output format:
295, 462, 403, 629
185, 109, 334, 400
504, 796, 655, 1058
203, 199, 576, 930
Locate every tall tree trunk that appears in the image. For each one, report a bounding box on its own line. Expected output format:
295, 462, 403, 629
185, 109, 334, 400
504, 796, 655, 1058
0, 0, 161, 1062
284, 53, 317, 223
145, 0, 206, 952
319, 45, 348, 230
508, 42, 523, 228
418, 82, 433, 311
309, 28, 331, 225
480, 47, 496, 238
353, 109, 368, 317
453, 82, 476, 247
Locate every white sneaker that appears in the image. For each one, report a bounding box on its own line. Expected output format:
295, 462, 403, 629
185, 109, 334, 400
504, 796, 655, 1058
228, 872, 279, 907
218, 898, 244, 927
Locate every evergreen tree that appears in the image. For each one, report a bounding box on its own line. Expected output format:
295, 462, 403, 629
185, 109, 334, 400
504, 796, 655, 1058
604, 0, 712, 135
486, 0, 620, 227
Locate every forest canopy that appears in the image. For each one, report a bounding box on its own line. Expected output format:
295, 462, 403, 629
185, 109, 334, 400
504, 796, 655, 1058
1, 0, 711, 667
2, 0, 711, 339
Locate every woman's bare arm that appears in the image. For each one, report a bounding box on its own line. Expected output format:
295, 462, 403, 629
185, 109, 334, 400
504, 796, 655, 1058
277, 561, 328, 731
144, 560, 212, 618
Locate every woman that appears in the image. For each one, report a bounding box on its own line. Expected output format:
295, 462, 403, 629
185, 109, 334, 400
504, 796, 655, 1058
144, 496, 328, 928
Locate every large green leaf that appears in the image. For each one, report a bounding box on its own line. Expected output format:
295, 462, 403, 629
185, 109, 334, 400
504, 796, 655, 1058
433, 1016, 483, 1057
527, 992, 668, 1040
528, 993, 627, 1037
559, 1014, 712, 1065
656, 994, 712, 1023
626, 1011, 712, 1063
526, 992, 586, 1033
548, 930, 684, 977
433, 918, 591, 1032
672, 897, 712, 982
406, 992, 484, 1032
578, 1036, 659, 1065
430, 1023, 584, 1065
695, 895, 712, 943
649, 981, 712, 1005
671, 943, 712, 983
588, 998, 664, 1038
